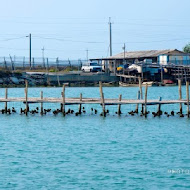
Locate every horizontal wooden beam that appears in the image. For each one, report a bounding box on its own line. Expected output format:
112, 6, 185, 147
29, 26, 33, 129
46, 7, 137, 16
0, 97, 189, 105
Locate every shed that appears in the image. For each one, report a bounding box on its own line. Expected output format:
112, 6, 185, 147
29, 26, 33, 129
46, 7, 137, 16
91, 49, 190, 73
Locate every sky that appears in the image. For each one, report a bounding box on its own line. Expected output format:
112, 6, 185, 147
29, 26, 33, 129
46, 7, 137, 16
0, 0, 190, 60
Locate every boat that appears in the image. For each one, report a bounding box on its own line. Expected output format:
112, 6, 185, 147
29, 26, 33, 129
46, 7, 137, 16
142, 81, 159, 86
119, 82, 139, 87
162, 79, 176, 86
119, 81, 159, 87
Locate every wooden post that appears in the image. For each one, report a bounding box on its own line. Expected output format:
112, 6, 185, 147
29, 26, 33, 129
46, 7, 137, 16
25, 80, 28, 115
139, 77, 143, 99
79, 93, 82, 114
178, 79, 182, 114
135, 90, 140, 113
114, 60, 116, 75
99, 81, 106, 116
161, 65, 163, 84
186, 81, 189, 117
40, 91, 43, 115
46, 58, 50, 86
5, 88, 8, 113
117, 94, 122, 115
157, 97, 162, 114
62, 84, 65, 115
139, 77, 143, 113
57, 75, 60, 86
144, 83, 148, 117
141, 64, 143, 82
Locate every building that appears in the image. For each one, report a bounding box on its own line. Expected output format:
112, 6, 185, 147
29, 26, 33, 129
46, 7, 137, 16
91, 49, 190, 73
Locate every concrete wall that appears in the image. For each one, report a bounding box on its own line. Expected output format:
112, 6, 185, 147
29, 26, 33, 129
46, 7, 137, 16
48, 73, 119, 84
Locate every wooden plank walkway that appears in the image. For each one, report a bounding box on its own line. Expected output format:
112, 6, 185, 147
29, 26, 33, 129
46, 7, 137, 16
0, 97, 189, 105
1, 79, 190, 117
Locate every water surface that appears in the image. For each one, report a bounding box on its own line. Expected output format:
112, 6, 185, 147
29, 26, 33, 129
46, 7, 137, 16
0, 86, 190, 189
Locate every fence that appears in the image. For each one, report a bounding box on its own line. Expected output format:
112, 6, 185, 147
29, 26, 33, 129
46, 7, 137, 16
0, 56, 86, 71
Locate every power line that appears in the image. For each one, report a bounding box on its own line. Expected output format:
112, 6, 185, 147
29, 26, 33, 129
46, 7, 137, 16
0, 34, 188, 45
0, 46, 105, 53
0, 36, 26, 42
115, 22, 190, 27
33, 36, 106, 44
0, 20, 108, 25
114, 38, 190, 44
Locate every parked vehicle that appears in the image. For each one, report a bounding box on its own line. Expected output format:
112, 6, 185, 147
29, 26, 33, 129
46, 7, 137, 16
81, 62, 102, 72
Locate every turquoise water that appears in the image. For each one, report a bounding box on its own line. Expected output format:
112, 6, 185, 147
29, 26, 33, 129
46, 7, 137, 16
0, 86, 190, 189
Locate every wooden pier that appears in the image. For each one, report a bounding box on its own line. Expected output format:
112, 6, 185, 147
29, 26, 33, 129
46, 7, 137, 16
1, 80, 190, 117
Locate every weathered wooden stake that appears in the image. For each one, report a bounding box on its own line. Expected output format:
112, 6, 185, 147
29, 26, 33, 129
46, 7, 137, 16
79, 93, 82, 114
25, 80, 28, 115
135, 90, 140, 113
157, 97, 162, 114
186, 81, 189, 117
118, 94, 122, 115
99, 81, 106, 116
178, 79, 183, 114
5, 88, 8, 113
62, 84, 65, 115
139, 77, 143, 113
144, 83, 148, 117
40, 91, 43, 115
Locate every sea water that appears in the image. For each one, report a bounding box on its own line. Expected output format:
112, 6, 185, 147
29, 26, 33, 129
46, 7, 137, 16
0, 86, 190, 189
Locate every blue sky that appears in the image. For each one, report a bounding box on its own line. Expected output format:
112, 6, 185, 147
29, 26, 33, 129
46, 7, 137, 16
0, 0, 190, 60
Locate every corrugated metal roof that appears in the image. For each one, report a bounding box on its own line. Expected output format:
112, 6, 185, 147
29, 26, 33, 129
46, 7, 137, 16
109, 49, 185, 59
90, 49, 189, 61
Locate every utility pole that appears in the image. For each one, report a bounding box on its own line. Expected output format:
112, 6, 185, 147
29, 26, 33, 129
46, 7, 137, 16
122, 43, 126, 75
46, 58, 49, 71
78, 59, 80, 71
23, 57, 25, 69
68, 58, 71, 68
56, 57, 59, 71
29, 33, 31, 69
42, 46, 45, 68
26, 33, 32, 69
122, 43, 126, 64
86, 49, 88, 62
108, 17, 113, 56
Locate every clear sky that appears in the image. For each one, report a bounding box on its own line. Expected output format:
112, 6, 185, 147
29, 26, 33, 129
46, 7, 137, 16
0, 0, 189, 60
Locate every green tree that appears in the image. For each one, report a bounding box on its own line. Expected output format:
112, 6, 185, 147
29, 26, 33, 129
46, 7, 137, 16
183, 43, 190, 53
